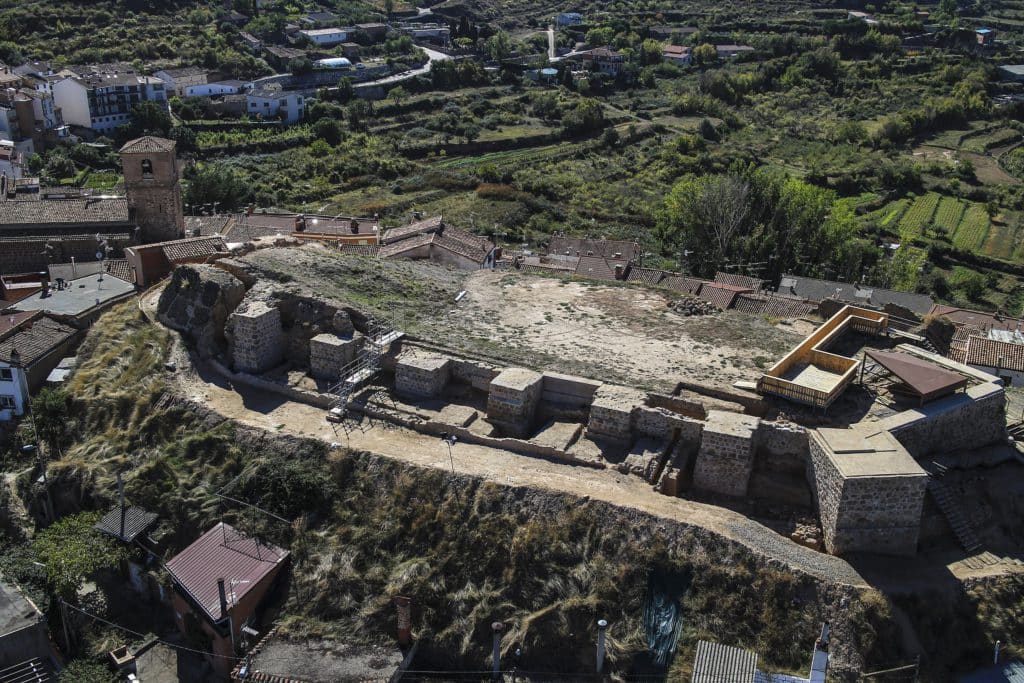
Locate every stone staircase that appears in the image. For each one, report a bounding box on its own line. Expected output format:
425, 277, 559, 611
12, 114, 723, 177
926, 470, 982, 555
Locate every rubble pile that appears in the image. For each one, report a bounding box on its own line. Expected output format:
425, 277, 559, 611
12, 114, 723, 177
669, 296, 720, 316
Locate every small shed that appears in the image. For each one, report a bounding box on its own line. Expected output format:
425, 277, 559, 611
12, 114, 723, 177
692, 640, 757, 682
863, 349, 968, 403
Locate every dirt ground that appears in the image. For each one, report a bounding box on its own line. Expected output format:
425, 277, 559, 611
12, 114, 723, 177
407, 269, 802, 392
234, 247, 805, 393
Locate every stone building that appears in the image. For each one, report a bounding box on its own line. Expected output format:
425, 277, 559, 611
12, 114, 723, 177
395, 354, 451, 398
808, 427, 927, 555
120, 136, 185, 243
692, 411, 761, 497
486, 368, 543, 437
228, 300, 283, 373
310, 332, 363, 382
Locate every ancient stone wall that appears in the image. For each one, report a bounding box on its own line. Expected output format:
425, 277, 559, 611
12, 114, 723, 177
157, 264, 245, 357
692, 411, 761, 497
878, 383, 1005, 459
395, 354, 451, 398
309, 333, 362, 381
757, 421, 809, 459
587, 385, 646, 442
541, 372, 602, 408
486, 368, 543, 437
227, 301, 283, 373
449, 357, 500, 392
808, 430, 927, 556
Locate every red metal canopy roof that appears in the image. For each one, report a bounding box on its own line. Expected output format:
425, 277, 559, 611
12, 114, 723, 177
865, 349, 967, 402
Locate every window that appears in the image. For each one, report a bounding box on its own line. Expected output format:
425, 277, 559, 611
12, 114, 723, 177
0, 395, 15, 409
141, 159, 153, 176
0, 368, 11, 381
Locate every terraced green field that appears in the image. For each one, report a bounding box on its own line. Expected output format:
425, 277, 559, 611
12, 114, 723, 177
897, 193, 940, 241
933, 196, 967, 236
953, 204, 992, 252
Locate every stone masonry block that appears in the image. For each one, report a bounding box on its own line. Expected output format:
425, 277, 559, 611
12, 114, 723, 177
692, 410, 761, 497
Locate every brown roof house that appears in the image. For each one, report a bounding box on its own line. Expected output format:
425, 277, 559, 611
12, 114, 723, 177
381, 220, 497, 270
0, 312, 81, 421
166, 523, 289, 678
125, 235, 228, 287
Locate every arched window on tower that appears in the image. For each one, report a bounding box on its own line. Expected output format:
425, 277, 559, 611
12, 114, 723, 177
141, 159, 153, 177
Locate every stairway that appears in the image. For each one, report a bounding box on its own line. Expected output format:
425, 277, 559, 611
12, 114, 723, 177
1007, 421, 1024, 441
927, 476, 982, 554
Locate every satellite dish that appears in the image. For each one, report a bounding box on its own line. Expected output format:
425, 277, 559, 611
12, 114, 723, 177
96, 251, 104, 260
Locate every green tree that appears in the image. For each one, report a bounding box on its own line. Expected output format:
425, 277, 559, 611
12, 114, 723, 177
122, 100, 171, 140
33, 512, 127, 601
692, 43, 717, 65
388, 85, 408, 106
183, 163, 249, 211
31, 388, 71, 458
486, 31, 512, 60
561, 98, 606, 135
337, 76, 354, 103
585, 27, 614, 46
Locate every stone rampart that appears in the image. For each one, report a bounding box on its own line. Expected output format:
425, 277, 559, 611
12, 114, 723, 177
692, 411, 761, 497
395, 354, 451, 398
587, 385, 647, 442
487, 368, 543, 437
757, 420, 809, 459
541, 372, 602, 407
309, 333, 362, 381
449, 357, 501, 391
878, 382, 1005, 459
227, 300, 283, 373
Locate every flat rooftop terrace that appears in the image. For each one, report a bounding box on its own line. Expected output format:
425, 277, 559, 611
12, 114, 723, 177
8, 272, 134, 316
815, 427, 925, 478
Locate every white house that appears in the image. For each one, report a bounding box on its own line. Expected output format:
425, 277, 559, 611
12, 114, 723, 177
662, 44, 692, 65
0, 313, 80, 422
153, 66, 210, 96
963, 333, 1024, 386
246, 90, 304, 123
52, 69, 167, 133
185, 80, 247, 98
298, 28, 350, 46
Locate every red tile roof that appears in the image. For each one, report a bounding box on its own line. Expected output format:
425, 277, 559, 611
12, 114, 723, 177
661, 275, 705, 295
131, 236, 228, 262
381, 216, 444, 245
166, 523, 288, 624
0, 315, 77, 367
928, 305, 1024, 332
733, 293, 814, 318
698, 282, 751, 310
625, 266, 667, 285
547, 236, 640, 261
964, 335, 1024, 372
574, 255, 621, 281
379, 232, 433, 259
0, 310, 39, 340
714, 272, 764, 291
119, 136, 176, 154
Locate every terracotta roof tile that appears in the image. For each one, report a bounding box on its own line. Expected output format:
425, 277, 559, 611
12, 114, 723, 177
714, 271, 764, 291
0, 198, 129, 227
379, 232, 433, 258
661, 276, 705, 295
626, 266, 667, 285
964, 335, 1024, 372
548, 236, 639, 261
574, 255, 622, 281
119, 136, 176, 154
381, 216, 444, 244
0, 315, 77, 367
698, 282, 751, 310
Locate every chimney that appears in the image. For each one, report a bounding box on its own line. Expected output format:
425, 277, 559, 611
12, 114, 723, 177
596, 618, 608, 673
294, 215, 305, 232
491, 622, 503, 678
394, 596, 411, 647
809, 622, 829, 683
614, 264, 624, 280
217, 578, 229, 618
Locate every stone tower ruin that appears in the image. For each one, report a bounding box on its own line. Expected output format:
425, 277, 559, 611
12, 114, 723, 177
120, 136, 185, 243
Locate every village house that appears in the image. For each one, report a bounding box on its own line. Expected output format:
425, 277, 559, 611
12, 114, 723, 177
125, 235, 229, 287
0, 311, 81, 420
165, 523, 289, 678
184, 80, 247, 98
578, 46, 625, 76
716, 44, 755, 59
153, 66, 211, 97
246, 89, 305, 123
776, 273, 934, 318
52, 66, 167, 134
298, 27, 350, 47
355, 23, 388, 41
662, 44, 692, 65
239, 32, 263, 53
380, 218, 497, 269
301, 11, 340, 27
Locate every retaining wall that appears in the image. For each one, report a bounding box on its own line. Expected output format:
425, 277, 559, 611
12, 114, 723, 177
878, 382, 1005, 458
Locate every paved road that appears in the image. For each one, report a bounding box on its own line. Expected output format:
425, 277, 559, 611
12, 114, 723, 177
547, 25, 555, 60
357, 46, 451, 89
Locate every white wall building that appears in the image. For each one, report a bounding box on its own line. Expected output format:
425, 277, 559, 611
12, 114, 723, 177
52, 70, 167, 134
153, 67, 210, 97
298, 28, 350, 46
246, 90, 304, 123
0, 359, 29, 421
185, 81, 246, 98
